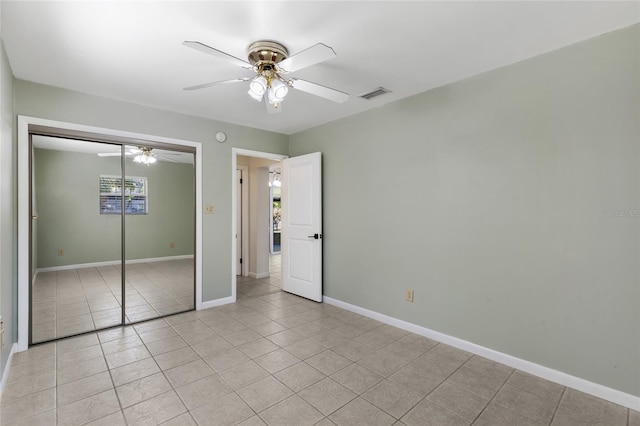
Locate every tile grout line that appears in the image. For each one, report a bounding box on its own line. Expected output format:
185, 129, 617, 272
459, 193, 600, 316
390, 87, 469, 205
403, 342, 473, 422
549, 387, 568, 426
469, 364, 517, 425
97, 331, 126, 425
135, 316, 189, 425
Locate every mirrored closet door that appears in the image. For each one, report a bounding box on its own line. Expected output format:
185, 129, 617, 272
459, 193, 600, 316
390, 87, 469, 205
124, 147, 195, 323
30, 134, 195, 345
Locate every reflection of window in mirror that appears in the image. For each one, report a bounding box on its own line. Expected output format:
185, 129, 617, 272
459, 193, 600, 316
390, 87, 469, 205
99, 175, 148, 214
273, 199, 281, 231
272, 181, 281, 231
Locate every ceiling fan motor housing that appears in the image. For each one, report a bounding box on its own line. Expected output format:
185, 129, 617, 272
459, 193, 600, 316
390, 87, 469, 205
247, 41, 289, 68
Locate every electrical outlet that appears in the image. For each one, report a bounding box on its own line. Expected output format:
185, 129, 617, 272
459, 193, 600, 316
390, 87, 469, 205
57, 248, 64, 256
169, 242, 175, 248
405, 289, 414, 303
204, 205, 215, 214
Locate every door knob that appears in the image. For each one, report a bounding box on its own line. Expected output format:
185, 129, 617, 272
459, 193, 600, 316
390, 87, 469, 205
307, 234, 322, 239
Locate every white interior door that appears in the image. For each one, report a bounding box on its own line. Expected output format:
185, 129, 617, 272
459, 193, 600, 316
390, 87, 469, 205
281, 152, 322, 302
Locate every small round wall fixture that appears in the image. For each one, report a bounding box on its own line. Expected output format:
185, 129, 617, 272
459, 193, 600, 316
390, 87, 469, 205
216, 131, 227, 143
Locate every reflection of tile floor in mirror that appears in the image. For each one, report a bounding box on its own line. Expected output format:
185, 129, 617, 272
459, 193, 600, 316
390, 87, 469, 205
31, 258, 195, 343
5, 252, 638, 425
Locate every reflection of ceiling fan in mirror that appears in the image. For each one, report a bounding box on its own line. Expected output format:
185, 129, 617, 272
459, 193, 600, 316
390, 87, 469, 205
97, 146, 180, 165
183, 40, 349, 113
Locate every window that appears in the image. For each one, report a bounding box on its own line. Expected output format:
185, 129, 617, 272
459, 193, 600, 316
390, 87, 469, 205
99, 175, 148, 214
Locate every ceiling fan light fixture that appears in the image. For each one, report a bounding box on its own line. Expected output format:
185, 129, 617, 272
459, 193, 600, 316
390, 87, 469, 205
267, 78, 289, 105
248, 76, 267, 101
248, 88, 264, 102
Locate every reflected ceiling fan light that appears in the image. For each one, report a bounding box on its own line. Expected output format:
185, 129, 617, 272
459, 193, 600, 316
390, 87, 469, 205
133, 150, 157, 165
269, 170, 282, 187
272, 172, 282, 187
248, 76, 267, 101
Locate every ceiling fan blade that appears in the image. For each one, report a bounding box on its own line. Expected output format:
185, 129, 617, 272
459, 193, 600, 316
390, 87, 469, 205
289, 78, 349, 103
155, 155, 179, 163
265, 98, 282, 114
184, 78, 250, 91
98, 147, 140, 157
278, 43, 336, 73
183, 41, 252, 69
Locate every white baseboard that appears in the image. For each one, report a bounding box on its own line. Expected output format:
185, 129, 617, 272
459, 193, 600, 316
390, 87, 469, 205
37, 254, 194, 273
200, 296, 235, 310
323, 296, 640, 411
249, 272, 270, 279
0, 343, 18, 404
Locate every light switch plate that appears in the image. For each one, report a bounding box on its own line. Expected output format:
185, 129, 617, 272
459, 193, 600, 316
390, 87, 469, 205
405, 289, 414, 303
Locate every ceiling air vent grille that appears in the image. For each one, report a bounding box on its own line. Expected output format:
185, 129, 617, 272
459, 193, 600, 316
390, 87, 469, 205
359, 87, 391, 100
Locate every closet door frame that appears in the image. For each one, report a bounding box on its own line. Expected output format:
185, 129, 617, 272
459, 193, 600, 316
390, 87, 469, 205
18, 115, 202, 351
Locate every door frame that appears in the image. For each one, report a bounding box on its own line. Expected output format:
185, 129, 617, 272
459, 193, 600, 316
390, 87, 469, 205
18, 115, 203, 352
236, 165, 249, 277
231, 148, 287, 300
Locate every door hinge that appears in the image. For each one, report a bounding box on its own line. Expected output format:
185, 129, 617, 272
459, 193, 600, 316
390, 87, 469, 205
239, 178, 243, 184
240, 258, 242, 264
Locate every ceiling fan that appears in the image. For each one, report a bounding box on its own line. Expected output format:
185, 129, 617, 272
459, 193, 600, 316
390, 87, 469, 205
183, 40, 349, 113
97, 146, 180, 165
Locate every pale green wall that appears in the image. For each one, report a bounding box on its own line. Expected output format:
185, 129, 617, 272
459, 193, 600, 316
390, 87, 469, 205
4, 18, 638, 401
34, 149, 194, 268
15, 81, 289, 301
0, 37, 15, 373
290, 25, 640, 396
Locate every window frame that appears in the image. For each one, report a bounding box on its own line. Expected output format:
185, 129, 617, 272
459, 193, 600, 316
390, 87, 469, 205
99, 174, 149, 215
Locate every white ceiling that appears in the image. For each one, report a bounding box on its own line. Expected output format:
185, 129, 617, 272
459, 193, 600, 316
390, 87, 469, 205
3, 1, 638, 135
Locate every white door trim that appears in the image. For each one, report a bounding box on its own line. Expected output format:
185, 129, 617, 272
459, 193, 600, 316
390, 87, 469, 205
236, 165, 249, 277
231, 148, 287, 300
17, 115, 203, 352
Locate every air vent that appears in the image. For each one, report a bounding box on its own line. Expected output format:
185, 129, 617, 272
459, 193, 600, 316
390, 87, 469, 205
359, 87, 392, 100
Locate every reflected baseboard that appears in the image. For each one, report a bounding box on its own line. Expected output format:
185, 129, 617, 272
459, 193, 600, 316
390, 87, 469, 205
36, 254, 194, 273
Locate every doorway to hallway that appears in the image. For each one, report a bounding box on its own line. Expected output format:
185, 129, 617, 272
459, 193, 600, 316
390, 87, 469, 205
232, 149, 324, 303
232, 149, 287, 302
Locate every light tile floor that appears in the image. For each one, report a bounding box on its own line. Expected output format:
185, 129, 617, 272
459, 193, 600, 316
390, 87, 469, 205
4, 254, 638, 425
32, 259, 195, 343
